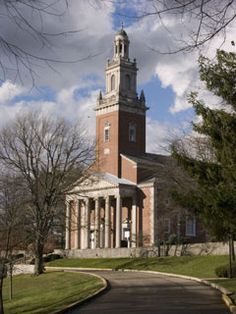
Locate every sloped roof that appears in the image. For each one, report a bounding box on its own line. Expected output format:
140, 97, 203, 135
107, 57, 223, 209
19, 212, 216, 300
121, 153, 171, 167
95, 172, 136, 186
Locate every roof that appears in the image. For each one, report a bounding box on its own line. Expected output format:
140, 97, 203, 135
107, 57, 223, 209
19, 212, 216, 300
121, 153, 176, 185
121, 153, 171, 167
94, 172, 136, 186
116, 28, 128, 38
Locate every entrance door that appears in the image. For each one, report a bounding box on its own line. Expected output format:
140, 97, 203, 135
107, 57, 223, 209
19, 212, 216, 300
90, 230, 95, 249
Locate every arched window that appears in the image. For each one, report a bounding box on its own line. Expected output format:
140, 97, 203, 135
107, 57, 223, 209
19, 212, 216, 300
111, 74, 115, 91
119, 43, 122, 54
129, 122, 136, 142
104, 122, 110, 142
125, 74, 131, 90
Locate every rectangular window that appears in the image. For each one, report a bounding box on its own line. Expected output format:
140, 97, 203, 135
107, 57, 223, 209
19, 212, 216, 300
104, 122, 110, 142
104, 128, 109, 142
185, 215, 196, 236
129, 123, 136, 142
164, 218, 171, 234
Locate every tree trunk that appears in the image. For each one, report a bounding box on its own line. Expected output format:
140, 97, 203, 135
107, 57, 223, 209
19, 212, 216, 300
229, 235, 233, 278
9, 263, 13, 301
0, 274, 4, 314
232, 238, 235, 262
34, 238, 45, 275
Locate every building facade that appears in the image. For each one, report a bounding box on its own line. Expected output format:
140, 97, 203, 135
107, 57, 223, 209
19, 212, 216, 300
65, 29, 207, 255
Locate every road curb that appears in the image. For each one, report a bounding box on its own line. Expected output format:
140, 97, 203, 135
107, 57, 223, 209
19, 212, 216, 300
121, 269, 235, 313
45, 268, 108, 314
47, 266, 235, 313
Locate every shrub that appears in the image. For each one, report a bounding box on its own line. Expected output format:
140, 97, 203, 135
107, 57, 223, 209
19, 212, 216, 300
215, 263, 236, 278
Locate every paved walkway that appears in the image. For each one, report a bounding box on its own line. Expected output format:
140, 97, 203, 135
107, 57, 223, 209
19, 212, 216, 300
66, 270, 230, 314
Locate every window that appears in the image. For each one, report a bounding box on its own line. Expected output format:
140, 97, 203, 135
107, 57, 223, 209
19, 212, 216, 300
104, 122, 110, 142
129, 123, 136, 142
111, 74, 115, 91
164, 218, 171, 234
185, 215, 196, 236
125, 74, 131, 90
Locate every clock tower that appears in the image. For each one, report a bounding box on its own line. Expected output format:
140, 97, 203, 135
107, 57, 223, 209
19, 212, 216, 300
95, 28, 148, 177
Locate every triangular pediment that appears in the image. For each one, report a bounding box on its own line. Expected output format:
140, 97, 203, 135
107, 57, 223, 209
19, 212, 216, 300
70, 172, 135, 194
76, 174, 117, 191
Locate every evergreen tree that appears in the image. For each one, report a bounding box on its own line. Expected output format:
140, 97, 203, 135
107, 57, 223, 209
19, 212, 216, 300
171, 50, 236, 274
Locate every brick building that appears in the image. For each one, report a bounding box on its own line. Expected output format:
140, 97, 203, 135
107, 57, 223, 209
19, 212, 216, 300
65, 28, 207, 255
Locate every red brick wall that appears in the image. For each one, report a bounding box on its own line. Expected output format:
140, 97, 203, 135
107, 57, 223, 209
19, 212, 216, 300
121, 156, 137, 183
138, 187, 152, 247
96, 111, 119, 176
96, 109, 146, 177
119, 110, 146, 156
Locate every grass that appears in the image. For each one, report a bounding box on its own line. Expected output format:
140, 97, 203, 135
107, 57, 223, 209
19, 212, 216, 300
48, 255, 236, 303
3, 271, 104, 314
210, 279, 236, 303
48, 255, 228, 278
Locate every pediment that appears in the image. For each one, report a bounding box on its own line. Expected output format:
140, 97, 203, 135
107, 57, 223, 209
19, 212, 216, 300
70, 173, 118, 193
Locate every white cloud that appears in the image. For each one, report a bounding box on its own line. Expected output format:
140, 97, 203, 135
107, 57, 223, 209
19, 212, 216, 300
146, 117, 185, 155
0, 81, 25, 104
0, 83, 97, 138
1, 2, 236, 155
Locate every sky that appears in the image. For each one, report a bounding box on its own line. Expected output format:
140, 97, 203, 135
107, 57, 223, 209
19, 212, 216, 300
0, 0, 235, 155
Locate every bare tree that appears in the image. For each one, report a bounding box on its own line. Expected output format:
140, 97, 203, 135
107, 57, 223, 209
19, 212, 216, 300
0, 0, 93, 85
99, 0, 236, 52
0, 111, 95, 275
0, 174, 28, 314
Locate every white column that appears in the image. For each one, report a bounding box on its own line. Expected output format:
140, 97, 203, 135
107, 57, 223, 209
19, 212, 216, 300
65, 201, 70, 249
80, 200, 85, 249
115, 195, 121, 248
84, 198, 90, 249
131, 196, 137, 248
105, 196, 110, 248
74, 199, 79, 249
94, 198, 100, 248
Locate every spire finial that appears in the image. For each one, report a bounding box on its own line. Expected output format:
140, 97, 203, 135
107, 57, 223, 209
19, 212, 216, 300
121, 21, 124, 29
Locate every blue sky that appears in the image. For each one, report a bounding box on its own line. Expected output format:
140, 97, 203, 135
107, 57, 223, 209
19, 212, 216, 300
0, 1, 235, 154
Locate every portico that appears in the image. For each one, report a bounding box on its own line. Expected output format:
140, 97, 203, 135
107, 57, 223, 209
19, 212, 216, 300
65, 174, 138, 250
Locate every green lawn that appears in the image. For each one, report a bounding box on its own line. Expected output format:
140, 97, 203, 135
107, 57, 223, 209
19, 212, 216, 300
3, 271, 104, 314
210, 279, 236, 303
48, 255, 236, 303
48, 255, 228, 278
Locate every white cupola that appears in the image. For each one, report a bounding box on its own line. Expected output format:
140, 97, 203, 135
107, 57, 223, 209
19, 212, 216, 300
113, 27, 130, 59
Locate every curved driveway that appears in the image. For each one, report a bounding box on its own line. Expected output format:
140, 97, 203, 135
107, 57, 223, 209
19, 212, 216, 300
66, 270, 230, 314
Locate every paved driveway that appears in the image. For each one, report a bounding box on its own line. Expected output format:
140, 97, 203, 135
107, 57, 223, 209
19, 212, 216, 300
66, 270, 230, 314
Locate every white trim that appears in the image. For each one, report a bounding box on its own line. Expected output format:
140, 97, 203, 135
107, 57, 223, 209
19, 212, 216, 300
120, 154, 137, 166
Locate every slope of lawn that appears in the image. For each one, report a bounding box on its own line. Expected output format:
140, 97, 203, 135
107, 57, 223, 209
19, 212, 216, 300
48, 255, 236, 303
210, 278, 236, 303
3, 271, 104, 314
48, 255, 228, 278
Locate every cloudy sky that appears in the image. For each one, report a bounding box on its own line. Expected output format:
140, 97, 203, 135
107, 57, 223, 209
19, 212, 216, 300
0, 0, 235, 154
